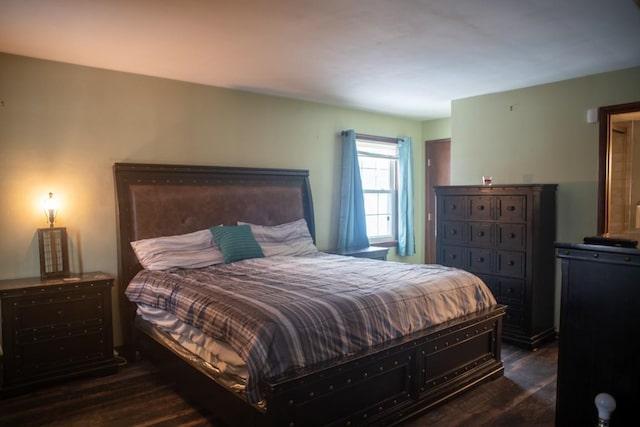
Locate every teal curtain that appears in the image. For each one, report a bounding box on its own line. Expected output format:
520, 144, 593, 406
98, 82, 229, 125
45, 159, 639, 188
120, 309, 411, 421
337, 130, 370, 250
397, 137, 415, 256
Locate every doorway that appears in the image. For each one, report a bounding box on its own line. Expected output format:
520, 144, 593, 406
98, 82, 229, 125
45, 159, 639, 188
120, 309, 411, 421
597, 101, 640, 235
425, 138, 450, 264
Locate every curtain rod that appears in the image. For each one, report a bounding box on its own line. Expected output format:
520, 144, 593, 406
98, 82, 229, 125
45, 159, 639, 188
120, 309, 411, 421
355, 132, 398, 144
340, 130, 399, 143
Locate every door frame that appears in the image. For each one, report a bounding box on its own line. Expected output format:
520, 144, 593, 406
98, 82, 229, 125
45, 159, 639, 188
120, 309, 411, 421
597, 101, 640, 233
425, 138, 451, 264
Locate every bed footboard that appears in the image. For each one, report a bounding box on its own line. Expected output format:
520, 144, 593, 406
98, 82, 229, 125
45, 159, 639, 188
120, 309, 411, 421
264, 305, 505, 426
135, 305, 505, 427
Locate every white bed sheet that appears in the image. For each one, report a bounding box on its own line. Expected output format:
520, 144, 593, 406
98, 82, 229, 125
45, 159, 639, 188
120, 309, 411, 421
137, 303, 248, 381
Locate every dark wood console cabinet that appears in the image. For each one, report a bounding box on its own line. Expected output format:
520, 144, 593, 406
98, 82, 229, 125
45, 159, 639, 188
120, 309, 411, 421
0, 272, 118, 396
555, 243, 640, 426
434, 184, 557, 349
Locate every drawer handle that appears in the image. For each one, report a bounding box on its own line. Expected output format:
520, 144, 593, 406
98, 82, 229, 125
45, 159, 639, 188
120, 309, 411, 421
507, 206, 516, 211
593, 253, 599, 258
449, 254, 457, 259
476, 257, 485, 263
477, 231, 485, 237
450, 229, 457, 235
477, 205, 485, 211
57, 310, 63, 316
508, 233, 516, 239
507, 261, 515, 266
450, 204, 457, 210
506, 288, 513, 293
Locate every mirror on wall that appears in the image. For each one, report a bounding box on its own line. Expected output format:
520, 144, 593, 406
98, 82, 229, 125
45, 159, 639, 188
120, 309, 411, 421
598, 102, 640, 238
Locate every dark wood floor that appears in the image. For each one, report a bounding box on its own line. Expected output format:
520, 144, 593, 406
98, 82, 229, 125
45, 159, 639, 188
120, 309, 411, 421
0, 340, 558, 427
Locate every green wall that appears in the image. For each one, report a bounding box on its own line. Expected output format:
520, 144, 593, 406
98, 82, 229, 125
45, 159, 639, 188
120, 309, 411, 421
422, 117, 451, 140
3, 51, 639, 342
0, 53, 424, 344
451, 66, 640, 326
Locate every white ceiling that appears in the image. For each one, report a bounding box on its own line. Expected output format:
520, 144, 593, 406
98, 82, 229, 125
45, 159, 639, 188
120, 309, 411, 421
1, 0, 639, 119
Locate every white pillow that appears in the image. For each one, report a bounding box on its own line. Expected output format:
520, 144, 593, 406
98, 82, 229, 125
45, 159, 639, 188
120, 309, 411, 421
131, 229, 224, 270
237, 218, 318, 257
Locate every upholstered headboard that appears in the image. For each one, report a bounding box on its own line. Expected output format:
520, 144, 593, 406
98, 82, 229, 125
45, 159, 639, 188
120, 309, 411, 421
114, 162, 315, 352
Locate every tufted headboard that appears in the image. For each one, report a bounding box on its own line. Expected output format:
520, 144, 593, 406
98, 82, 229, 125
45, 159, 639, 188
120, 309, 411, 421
113, 162, 315, 352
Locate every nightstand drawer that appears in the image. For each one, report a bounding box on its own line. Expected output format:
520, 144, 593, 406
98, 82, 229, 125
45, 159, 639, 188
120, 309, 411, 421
9, 327, 108, 381
16, 322, 105, 345
12, 291, 105, 331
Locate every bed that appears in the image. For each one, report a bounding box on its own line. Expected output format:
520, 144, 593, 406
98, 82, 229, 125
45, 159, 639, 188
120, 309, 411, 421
114, 162, 506, 426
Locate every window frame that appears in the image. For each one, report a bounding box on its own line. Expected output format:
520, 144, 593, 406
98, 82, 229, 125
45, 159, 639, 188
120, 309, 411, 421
355, 133, 399, 246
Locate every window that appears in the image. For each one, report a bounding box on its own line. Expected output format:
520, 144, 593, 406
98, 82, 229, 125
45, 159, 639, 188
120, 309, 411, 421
356, 137, 398, 243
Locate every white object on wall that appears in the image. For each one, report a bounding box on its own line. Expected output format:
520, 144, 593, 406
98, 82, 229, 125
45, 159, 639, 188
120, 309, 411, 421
587, 107, 598, 124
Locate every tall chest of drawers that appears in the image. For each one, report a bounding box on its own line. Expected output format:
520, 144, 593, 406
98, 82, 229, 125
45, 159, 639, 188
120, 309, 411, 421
434, 184, 557, 349
0, 272, 119, 395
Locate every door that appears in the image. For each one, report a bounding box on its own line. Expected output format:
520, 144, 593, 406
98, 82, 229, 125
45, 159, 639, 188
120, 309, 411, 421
425, 138, 451, 263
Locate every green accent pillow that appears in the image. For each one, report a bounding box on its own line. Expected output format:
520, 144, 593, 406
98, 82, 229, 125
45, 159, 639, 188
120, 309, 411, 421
209, 224, 265, 263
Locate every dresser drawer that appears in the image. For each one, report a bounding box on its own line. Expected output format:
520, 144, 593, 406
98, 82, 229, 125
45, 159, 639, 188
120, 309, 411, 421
496, 250, 526, 278
467, 248, 493, 274
440, 245, 465, 268
497, 196, 526, 221
475, 274, 498, 297
496, 223, 526, 250
441, 221, 465, 245
502, 305, 525, 333
440, 196, 466, 220
468, 222, 492, 247
495, 277, 525, 303
468, 196, 493, 220
476, 275, 524, 304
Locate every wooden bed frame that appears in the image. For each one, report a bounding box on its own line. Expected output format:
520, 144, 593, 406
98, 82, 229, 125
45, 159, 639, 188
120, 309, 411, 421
114, 162, 506, 426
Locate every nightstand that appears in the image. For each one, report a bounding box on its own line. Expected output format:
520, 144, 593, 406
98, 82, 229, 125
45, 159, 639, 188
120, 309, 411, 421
328, 246, 389, 260
0, 272, 119, 396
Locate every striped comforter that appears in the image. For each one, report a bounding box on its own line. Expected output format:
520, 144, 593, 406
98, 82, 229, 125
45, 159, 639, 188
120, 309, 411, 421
125, 253, 497, 403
